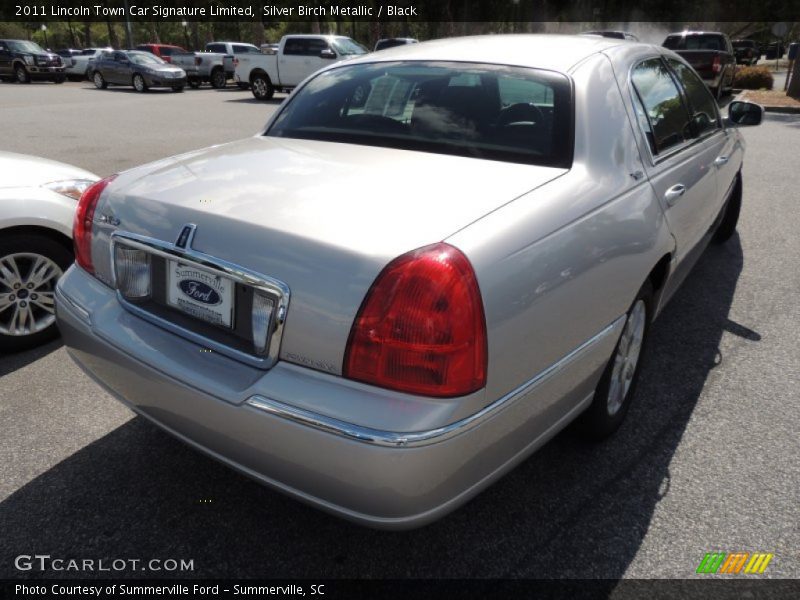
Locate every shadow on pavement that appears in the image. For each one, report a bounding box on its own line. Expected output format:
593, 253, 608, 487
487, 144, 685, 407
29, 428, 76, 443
0, 237, 752, 579
0, 339, 62, 378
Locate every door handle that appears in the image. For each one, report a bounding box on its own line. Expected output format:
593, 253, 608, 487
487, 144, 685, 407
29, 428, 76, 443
714, 155, 729, 167
664, 184, 686, 207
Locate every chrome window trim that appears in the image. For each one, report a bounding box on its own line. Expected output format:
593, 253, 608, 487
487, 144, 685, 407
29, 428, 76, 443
109, 230, 290, 370
246, 315, 627, 448
627, 55, 723, 168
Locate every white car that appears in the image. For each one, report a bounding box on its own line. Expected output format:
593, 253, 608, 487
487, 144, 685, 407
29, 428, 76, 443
0, 152, 98, 350
64, 47, 112, 80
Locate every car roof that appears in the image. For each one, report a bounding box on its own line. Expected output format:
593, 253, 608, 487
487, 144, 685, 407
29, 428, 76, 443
346, 34, 627, 72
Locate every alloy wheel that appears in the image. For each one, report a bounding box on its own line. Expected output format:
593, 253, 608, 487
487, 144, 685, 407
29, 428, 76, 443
0, 253, 62, 337
607, 299, 646, 415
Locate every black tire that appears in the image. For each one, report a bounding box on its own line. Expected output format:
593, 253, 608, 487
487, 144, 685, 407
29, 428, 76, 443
210, 67, 226, 89
93, 71, 107, 89
187, 77, 201, 89
0, 234, 73, 352
577, 280, 654, 440
250, 73, 274, 100
15, 64, 30, 84
133, 73, 147, 93
713, 175, 742, 244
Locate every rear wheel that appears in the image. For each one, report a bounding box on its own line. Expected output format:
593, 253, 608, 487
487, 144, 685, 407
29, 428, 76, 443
713, 175, 742, 244
578, 281, 653, 440
15, 65, 30, 84
250, 73, 274, 100
0, 235, 72, 352
93, 71, 107, 89
53, 75, 65, 84
133, 73, 147, 93
210, 67, 226, 89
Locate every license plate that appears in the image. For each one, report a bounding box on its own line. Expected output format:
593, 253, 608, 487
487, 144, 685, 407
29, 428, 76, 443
167, 261, 234, 328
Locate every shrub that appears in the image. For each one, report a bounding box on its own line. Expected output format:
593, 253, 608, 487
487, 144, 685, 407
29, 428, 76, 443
733, 67, 774, 90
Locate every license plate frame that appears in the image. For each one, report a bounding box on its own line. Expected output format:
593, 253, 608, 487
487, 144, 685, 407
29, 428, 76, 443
166, 260, 235, 329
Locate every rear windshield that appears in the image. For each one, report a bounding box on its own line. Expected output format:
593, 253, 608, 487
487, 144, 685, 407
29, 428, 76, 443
663, 34, 726, 51
266, 61, 573, 167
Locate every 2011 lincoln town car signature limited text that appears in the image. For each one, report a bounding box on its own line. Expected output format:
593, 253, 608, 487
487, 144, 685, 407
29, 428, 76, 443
55, 35, 763, 528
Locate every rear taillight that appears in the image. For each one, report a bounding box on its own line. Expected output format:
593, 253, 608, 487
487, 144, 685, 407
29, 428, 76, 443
712, 55, 721, 74
343, 243, 487, 398
73, 175, 116, 274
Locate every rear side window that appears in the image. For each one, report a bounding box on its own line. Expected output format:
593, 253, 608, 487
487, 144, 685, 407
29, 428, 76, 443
233, 45, 260, 54
283, 39, 306, 56
666, 58, 720, 137
663, 34, 725, 51
631, 58, 692, 154
267, 61, 573, 167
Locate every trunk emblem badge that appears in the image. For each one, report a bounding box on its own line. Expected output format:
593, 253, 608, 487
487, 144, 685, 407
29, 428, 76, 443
176, 224, 197, 249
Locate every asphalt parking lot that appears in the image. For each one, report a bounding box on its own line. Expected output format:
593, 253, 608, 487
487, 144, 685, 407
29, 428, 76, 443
1, 80, 799, 579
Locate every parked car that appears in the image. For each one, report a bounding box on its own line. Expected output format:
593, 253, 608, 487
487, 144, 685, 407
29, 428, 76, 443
172, 41, 260, 89
56, 34, 762, 529
234, 34, 368, 99
662, 31, 736, 99
732, 39, 760, 66
65, 47, 113, 80
582, 30, 640, 41
92, 50, 187, 92
0, 152, 98, 351
374, 37, 419, 51
764, 42, 786, 60
0, 39, 66, 83
135, 43, 187, 64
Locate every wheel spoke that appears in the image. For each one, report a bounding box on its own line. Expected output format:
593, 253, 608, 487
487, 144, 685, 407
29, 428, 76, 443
0, 293, 13, 312
32, 292, 55, 314
27, 256, 60, 289
0, 256, 23, 287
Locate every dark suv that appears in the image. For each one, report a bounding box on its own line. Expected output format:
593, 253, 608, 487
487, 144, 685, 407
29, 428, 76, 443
0, 39, 66, 83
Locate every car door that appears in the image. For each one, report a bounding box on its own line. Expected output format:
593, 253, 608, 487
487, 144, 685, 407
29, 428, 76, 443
629, 57, 720, 286
108, 51, 130, 84
665, 57, 740, 217
0, 42, 11, 76
278, 38, 309, 86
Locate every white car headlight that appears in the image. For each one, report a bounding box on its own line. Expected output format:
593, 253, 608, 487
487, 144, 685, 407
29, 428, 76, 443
24, 55, 34, 65
42, 178, 97, 201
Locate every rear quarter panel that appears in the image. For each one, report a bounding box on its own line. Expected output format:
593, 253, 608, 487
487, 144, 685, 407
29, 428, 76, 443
448, 52, 674, 405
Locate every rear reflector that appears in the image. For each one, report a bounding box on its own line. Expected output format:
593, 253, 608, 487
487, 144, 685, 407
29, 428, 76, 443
343, 243, 487, 398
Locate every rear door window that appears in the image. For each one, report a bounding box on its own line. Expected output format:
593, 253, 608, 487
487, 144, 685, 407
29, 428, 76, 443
666, 58, 721, 137
631, 58, 692, 155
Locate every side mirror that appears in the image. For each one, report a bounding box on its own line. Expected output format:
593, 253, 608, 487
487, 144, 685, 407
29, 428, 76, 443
319, 48, 336, 59
728, 100, 764, 126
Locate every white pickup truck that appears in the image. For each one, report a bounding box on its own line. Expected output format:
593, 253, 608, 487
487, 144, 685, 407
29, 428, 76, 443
234, 34, 368, 100
171, 41, 261, 89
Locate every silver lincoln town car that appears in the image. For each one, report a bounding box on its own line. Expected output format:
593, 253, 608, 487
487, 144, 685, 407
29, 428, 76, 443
56, 35, 763, 528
